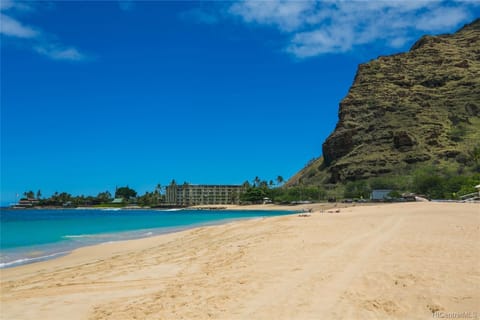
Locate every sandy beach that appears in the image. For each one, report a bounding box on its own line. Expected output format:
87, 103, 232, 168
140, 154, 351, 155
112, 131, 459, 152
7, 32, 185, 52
1, 202, 479, 319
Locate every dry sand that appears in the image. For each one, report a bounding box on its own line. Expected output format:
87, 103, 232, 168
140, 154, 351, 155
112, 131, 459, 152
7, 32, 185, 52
1, 202, 479, 319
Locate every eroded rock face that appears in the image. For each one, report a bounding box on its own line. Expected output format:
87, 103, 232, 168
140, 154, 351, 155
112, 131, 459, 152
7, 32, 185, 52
322, 129, 355, 166
307, 19, 480, 184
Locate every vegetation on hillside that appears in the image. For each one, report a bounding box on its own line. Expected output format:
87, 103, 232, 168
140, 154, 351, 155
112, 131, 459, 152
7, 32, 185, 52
288, 19, 480, 198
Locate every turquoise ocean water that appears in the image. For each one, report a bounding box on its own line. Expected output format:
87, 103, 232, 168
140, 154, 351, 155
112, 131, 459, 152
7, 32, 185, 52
0, 208, 294, 268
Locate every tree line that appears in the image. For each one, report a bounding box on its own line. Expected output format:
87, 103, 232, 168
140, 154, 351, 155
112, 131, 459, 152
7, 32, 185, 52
343, 169, 479, 200
239, 175, 328, 203
19, 168, 479, 208
19, 185, 163, 207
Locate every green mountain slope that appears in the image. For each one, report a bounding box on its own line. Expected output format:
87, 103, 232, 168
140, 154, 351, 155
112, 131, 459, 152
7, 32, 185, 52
289, 19, 480, 188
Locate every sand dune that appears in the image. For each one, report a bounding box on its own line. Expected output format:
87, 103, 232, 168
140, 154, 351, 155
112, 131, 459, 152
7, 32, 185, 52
1, 202, 479, 319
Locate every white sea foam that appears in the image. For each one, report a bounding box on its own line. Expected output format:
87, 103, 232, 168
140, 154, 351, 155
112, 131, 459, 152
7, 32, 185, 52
0, 251, 69, 269
99, 241, 118, 245
63, 234, 95, 239
63, 234, 113, 240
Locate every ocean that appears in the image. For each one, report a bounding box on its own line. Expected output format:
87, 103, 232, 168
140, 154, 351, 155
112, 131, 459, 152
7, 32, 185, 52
0, 208, 294, 268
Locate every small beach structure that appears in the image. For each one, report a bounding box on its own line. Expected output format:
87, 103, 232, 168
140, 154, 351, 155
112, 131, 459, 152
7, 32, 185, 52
13, 198, 39, 208
371, 189, 392, 201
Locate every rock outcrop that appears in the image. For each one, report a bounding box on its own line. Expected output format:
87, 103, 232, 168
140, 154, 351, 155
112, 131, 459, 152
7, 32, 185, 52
290, 19, 480, 185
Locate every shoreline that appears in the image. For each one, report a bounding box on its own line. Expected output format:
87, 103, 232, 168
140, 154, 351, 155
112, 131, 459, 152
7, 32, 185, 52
0, 201, 465, 270
0, 203, 359, 269
0, 207, 302, 269
0, 202, 438, 271
1, 201, 373, 211
1, 207, 305, 276
1, 202, 478, 319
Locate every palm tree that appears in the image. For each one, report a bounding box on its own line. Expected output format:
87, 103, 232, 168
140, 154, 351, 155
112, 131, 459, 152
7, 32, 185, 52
154, 183, 162, 204
24, 190, 35, 199
276, 175, 284, 186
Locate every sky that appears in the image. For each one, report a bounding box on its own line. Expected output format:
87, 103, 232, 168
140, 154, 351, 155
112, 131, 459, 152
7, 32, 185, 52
1, 0, 479, 204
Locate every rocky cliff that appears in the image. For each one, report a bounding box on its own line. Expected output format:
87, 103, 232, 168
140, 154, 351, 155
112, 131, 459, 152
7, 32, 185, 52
290, 19, 480, 186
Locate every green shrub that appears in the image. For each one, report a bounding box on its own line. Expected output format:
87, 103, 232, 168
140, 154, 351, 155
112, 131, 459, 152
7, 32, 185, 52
270, 186, 326, 202
412, 167, 479, 199
344, 180, 370, 199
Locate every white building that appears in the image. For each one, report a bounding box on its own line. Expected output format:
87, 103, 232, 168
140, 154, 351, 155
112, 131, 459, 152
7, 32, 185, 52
371, 189, 392, 201
166, 182, 244, 206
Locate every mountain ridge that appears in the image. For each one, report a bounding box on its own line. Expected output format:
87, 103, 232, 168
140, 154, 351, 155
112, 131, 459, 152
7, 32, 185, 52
288, 19, 480, 188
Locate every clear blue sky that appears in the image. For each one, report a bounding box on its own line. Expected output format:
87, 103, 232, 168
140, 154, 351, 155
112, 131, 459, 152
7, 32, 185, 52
1, 1, 479, 204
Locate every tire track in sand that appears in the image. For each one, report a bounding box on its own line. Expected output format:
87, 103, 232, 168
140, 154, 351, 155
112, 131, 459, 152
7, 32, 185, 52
238, 214, 405, 319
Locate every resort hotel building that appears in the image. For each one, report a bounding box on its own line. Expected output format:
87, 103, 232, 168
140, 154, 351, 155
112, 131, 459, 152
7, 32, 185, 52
165, 182, 244, 206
